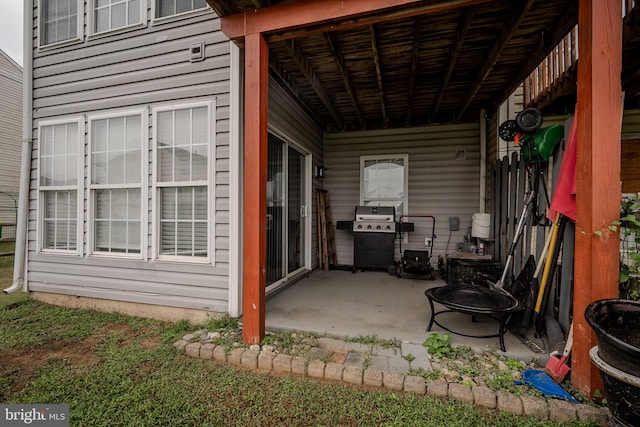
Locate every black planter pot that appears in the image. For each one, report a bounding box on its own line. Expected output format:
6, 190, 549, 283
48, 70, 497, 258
585, 299, 640, 375
589, 346, 640, 427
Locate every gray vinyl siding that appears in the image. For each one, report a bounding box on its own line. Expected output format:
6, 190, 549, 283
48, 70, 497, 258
324, 123, 481, 267
622, 109, 640, 138
28, 4, 232, 312
268, 77, 324, 270
0, 52, 22, 228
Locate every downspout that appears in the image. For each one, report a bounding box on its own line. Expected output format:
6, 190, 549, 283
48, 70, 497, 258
228, 42, 243, 316
4, 0, 33, 294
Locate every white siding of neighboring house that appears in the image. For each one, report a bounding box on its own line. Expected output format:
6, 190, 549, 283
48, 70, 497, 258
324, 123, 482, 267
28, 4, 232, 313
0, 51, 22, 233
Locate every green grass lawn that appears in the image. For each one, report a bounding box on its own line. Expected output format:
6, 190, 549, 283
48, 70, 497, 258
0, 241, 15, 288
0, 292, 594, 426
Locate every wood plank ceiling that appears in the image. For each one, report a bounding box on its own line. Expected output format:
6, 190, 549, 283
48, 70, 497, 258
207, 0, 579, 132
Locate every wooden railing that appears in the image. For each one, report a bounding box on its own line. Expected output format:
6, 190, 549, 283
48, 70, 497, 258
523, 1, 636, 107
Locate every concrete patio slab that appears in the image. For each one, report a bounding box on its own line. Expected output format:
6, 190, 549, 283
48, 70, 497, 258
266, 269, 547, 364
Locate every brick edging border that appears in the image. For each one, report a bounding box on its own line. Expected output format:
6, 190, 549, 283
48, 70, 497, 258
174, 338, 610, 426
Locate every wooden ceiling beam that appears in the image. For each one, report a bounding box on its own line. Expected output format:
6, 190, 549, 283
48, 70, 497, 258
325, 33, 365, 129
493, 1, 579, 112
219, 0, 493, 42
283, 39, 345, 130
432, 6, 476, 116
406, 16, 421, 126
370, 25, 388, 128
458, 0, 535, 118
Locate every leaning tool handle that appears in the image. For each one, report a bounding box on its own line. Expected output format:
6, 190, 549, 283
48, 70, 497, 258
561, 322, 574, 358
495, 191, 536, 288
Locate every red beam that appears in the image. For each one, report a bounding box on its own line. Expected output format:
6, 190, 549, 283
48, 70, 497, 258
221, 0, 492, 41
242, 32, 269, 345
572, 0, 622, 397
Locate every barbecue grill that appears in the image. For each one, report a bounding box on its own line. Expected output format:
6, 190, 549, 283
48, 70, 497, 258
352, 206, 396, 271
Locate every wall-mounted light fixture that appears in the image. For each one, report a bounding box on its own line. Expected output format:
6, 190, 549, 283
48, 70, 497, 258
314, 165, 326, 178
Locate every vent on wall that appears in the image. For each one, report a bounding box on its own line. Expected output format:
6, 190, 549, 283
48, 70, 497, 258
190, 41, 205, 62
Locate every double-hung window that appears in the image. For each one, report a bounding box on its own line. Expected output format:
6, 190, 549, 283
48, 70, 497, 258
154, 0, 208, 19
92, 0, 144, 34
153, 102, 213, 260
88, 110, 146, 256
360, 155, 408, 219
39, 0, 83, 47
38, 118, 83, 253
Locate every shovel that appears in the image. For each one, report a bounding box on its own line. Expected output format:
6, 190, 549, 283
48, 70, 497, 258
545, 322, 573, 383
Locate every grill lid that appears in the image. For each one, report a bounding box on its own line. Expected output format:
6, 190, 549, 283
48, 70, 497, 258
354, 205, 395, 222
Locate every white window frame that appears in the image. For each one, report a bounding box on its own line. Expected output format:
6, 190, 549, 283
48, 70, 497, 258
87, 108, 149, 259
151, 0, 210, 24
37, 117, 84, 256
89, 0, 147, 38
359, 154, 409, 221
38, 0, 84, 49
151, 100, 215, 263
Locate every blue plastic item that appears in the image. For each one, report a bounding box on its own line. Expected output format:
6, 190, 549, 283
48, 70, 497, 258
517, 369, 580, 403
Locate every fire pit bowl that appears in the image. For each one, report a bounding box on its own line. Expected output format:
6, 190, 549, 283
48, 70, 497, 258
585, 299, 640, 376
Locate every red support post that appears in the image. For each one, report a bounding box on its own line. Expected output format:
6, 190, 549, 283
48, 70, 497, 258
573, 0, 622, 397
242, 32, 269, 345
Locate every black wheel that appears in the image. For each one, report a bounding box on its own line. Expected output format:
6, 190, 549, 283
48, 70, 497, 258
387, 264, 397, 276
498, 120, 518, 142
516, 107, 543, 133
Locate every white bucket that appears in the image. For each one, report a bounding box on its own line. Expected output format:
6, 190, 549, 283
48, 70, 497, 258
471, 213, 491, 239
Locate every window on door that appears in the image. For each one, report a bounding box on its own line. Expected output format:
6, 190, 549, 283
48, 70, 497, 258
153, 102, 213, 260
360, 155, 408, 219
38, 118, 83, 253
266, 134, 308, 286
88, 110, 146, 256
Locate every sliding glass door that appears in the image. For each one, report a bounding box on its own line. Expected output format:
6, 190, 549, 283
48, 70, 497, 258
266, 133, 309, 287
